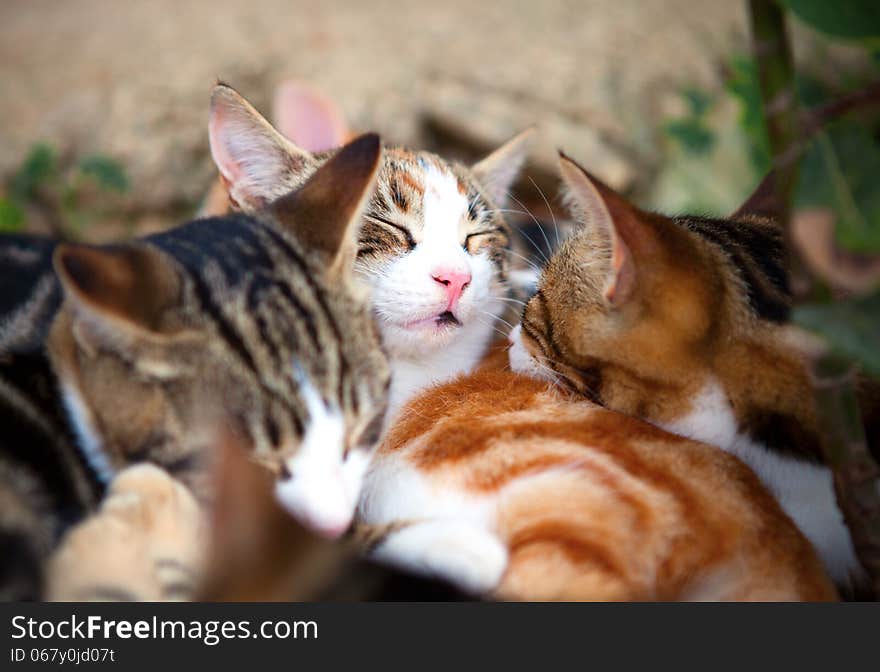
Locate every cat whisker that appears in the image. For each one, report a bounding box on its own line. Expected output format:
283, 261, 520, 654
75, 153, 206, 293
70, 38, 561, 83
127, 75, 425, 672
515, 228, 550, 266
482, 311, 515, 331
473, 314, 513, 341
528, 176, 561, 248
505, 192, 551, 265
505, 248, 543, 273
495, 297, 527, 307
486, 207, 533, 218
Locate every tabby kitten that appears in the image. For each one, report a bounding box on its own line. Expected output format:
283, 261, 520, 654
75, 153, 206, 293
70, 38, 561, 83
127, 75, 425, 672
509, 151, 870, 586
50, 432, 471, 602
358, 344, 836, 601
207, 83, 531, 418
0, 135, 388, 599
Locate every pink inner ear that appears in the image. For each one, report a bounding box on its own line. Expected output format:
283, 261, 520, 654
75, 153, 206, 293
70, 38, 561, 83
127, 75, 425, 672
208, 110, 243, 183
272, 80, 349, 153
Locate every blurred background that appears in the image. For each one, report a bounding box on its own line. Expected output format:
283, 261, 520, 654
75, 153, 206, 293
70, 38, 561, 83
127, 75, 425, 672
0, 0, 874, 240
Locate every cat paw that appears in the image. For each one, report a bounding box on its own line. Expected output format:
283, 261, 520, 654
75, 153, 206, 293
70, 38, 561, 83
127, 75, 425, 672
371, 520, 508, 596
46, 464, 205, 601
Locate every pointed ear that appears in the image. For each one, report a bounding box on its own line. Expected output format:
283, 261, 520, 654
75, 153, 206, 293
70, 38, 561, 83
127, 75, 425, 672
53, 243, 182, 339
209, 83, 316, 210
270, 133, 381, 279
558, 152, 636, 306
472, 128, 534, 206
731, 171, 781, 221
271, 80, 350, 153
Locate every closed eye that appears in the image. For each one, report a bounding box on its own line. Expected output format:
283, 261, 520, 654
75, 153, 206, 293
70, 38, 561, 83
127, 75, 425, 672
366, 214, 416, 250
464, 227, 504, 252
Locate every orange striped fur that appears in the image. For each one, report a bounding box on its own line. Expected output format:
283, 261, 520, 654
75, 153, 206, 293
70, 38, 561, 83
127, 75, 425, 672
508, 152, 874, 587
359, 344, 836, 601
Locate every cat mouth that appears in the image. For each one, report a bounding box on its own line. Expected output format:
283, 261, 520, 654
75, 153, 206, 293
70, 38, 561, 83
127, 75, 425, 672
401, 311, 462, 331
435, 311, 461, 327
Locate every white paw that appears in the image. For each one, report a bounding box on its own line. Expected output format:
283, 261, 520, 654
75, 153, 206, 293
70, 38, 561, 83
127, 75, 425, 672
372, 520, 507, 595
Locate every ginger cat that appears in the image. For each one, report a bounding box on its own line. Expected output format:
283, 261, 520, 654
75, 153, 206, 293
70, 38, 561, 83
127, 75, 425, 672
509, 152, 877, 588
358, 345, 836, 601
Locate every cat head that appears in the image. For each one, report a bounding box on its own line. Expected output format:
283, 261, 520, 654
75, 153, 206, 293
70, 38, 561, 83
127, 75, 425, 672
509, 152, 792, 426
208, 83, 532, 365
49, 135, 390, 538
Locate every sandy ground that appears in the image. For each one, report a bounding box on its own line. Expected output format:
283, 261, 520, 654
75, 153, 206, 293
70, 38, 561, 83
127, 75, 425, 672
0, 1, 752, 220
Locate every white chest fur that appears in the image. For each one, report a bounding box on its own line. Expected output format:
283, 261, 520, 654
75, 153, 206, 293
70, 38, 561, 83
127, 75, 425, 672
358, 453, 507, 594
385, 317, 496, 422
660, 379, 862, 585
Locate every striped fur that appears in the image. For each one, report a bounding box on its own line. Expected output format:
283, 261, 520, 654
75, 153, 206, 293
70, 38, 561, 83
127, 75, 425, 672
358, 345, 836, 601
0, 135, 390, 599
509, 152, 874, 587
0, 235, 98, 600
208, 84, 531, 418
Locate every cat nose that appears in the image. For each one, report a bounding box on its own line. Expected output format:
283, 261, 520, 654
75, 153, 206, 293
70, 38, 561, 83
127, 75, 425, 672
432, 268, 471, 311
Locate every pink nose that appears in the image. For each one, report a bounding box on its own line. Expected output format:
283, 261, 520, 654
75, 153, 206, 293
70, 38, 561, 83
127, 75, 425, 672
432, 268, 471, 311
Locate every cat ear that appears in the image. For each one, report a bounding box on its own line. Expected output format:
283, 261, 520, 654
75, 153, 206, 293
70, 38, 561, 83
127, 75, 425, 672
558, 152, 636, 307
472, 128, 534, 206
53, 243, 182, 343
209, 83, 316, 210
270, 133, 381, 279
271, 79, 350, 153
731, 171, 781, 221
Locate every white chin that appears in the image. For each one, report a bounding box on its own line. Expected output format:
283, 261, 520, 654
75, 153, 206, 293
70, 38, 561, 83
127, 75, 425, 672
380, 319, 464, 357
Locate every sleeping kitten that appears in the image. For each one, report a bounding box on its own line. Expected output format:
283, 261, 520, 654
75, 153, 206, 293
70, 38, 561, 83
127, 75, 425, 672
207, 83, 531, 419
509, 151, 874, 587
357, 344, 836, 601
0, 135, 388, 599
49, 434, 470, 601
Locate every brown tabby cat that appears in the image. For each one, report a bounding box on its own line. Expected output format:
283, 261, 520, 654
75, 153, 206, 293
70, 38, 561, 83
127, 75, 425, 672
509, 151, 876, 588
358, 344, 836, 601
0, 134, 389, 600
50, 438, 468, 601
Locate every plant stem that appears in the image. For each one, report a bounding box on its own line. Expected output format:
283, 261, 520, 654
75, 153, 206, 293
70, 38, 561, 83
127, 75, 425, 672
747, 0, 801, 244
813, 354, 880, 598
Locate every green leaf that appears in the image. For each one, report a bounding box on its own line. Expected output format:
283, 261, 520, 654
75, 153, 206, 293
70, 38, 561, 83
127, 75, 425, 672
10, 143, 57, 201
663, 118, 715, 155
724, 55, 772, 174
681, 87, 713, 118
779, 0, 880, 41
0, 197, 25, 232
77, 155, 129, 193
795, 121, 880, 253
795, 292, 880, 377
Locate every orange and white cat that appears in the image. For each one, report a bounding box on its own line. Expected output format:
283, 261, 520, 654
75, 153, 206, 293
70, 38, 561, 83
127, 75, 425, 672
509, 152, 875, 588
358, 344, 835, 601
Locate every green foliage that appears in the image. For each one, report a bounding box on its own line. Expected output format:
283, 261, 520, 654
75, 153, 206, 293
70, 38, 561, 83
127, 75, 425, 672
795, 292, 880, 377
10, 143, 58, 201
77, 155, 129, 193
725, 55, 773, 174
662, 88, 717, 156
2, 142, 130, 238
663, 119, 715, 156
779, 0, 880, 41
659, 50, 880, 254
796, 122, 880, 252
0, 198, 25, 233
681, 87, 713, 118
